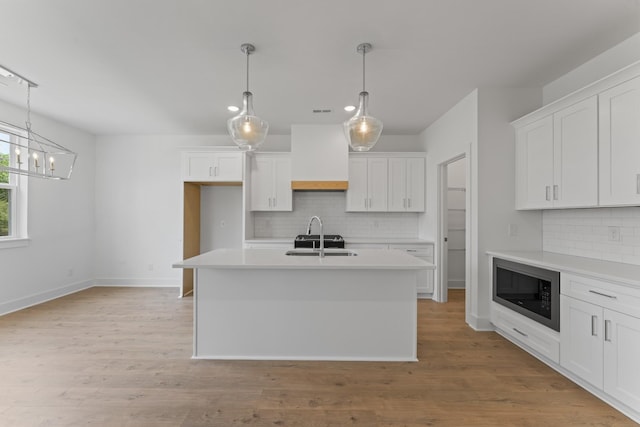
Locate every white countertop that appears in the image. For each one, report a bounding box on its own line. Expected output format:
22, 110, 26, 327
486, 250, 640, 289
174, 248, 435, 270
244, 237, 434, 245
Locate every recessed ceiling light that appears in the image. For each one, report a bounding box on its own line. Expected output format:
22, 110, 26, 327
344, 105, 356, 112
227, 105, 240, 112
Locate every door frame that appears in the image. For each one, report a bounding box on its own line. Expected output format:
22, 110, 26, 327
436, 152, 470, 310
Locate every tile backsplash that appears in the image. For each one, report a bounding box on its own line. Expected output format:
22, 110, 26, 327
543, 207, 640, 265
254, 192, 419, 238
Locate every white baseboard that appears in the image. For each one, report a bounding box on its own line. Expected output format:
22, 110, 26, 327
0, 280, 93, 316
448, 280, 466, 289
466, 313, 494, 331
94, 278, 180, 287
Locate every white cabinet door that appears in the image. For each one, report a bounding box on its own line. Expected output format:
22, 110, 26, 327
388, 158, 407, 212
603, 308, 640, 410
183, 152, 216, 181
560, 295, 603, 388
272, 157, 292, 211
250, 156, 274, 211
214, 153, 243, 181
346, 158, 368, 211
599, 75, 640, 206
552, 96, 598, 208
250, 155, 291, 211
367, 158, 388, 211
346, 158, 387, 211
406, 158, 425, 212
516, 116, 554, 209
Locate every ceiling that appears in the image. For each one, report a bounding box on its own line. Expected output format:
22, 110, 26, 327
0, 0, 639, 137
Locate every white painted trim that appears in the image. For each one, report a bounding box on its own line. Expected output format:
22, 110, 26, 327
0, 237, 30, 250
448, 280, 466, 289
93, 278, 180, 287
495, 328, 640, 424
466, 314, 494, 331
0, 279, 93, 316
512, 60, 640, 127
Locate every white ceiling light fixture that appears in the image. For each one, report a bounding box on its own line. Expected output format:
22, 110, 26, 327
343, 43, 383, 152
0, 64, 77, 180
227, 43, 269, 151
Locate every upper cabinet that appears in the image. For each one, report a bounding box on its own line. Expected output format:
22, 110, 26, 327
599, 75, 640, 206
347, 154, 426, 213
346, 157, 388, 212
388, 158, 425, 212
250, 154, 292, 211
515, 97, 598, 209
513, 61, 640, 210
182, 151, 243, 182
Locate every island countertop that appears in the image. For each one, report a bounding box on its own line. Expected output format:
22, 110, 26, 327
173, 248, 434, 270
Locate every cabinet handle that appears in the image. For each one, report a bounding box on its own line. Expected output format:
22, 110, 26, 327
268, 198, 272, 208
589, 290, 617, 299
637, 174, 640, 195
369, 198, 372, 209
209, 166, 213, 177
273, 197, 277, 207
513, 327, 528, 338
591, 315, 598, 336
604, 320, 612, 342
406, 249, 418, 252
545, 186, 551, 201
553, 185, 558, 200
408, 198, 412, 208
364, 198, 368, 209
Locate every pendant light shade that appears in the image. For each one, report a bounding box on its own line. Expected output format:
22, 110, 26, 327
344, 43, 383, 152
227, 44, 269, 151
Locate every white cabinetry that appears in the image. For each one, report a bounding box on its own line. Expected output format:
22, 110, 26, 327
390, 244, 434, 294
388, 158, 425, 212
250, 154, 292, 211
514, 96, 598, 209
560, 273, 640, 412
599, 75, 640, 206
346, 157, 388, 212
182, 151, 243, 182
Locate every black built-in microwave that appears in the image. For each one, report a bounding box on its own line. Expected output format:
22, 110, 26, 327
493, 258, 560, 332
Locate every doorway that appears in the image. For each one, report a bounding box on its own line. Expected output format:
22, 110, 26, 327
437, 154, 469, 305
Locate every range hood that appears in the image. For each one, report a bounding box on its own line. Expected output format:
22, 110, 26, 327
290, 124, 349, 190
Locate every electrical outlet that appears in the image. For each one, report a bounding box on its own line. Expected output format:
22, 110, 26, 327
608, 226, 621, 242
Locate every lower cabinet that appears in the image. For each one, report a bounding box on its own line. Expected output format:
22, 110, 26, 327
491, 265, 640, 423
389, 244, 434, 295
561, 294, 640, 411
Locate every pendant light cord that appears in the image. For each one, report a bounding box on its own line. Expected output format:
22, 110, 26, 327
362, 47, 366, 92
246, 49, 250, 93
26, 84, 32, 132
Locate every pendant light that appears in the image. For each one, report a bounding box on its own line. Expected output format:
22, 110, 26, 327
227, 43, 269, 151
343, 43, 383, 152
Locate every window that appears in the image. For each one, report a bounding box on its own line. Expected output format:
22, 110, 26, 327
0, 124, 28, 247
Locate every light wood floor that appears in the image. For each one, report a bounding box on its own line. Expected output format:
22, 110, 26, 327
0, 287, 636, 427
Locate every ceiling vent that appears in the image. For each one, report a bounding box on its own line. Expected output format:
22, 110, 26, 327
312, 109, 332, 113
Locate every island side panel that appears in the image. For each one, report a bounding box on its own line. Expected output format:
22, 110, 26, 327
194, 268, 417, 361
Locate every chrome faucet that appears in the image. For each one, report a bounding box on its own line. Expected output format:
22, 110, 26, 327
306, 216, 324, 257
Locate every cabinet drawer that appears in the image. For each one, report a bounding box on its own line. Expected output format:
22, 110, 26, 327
492, 303, 560, 363
389, 244, 433, 258
562, 273, 640, 318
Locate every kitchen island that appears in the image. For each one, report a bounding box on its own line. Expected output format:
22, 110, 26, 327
173, 248, 434, 362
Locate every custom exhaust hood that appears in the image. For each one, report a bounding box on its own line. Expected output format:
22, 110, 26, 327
290, 124, 349, 190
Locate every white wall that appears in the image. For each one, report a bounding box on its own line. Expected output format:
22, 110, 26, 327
0, 99, 96, 314
420, 87, 542, 330
201, 186, 243, 251
543, 32, 640, 104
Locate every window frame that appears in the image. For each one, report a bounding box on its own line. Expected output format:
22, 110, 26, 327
0, 124, 29, 249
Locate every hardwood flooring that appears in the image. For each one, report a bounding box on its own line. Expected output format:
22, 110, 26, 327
0, 287, 636, 426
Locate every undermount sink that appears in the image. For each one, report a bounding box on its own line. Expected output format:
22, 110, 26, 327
285, 250, 358, 257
